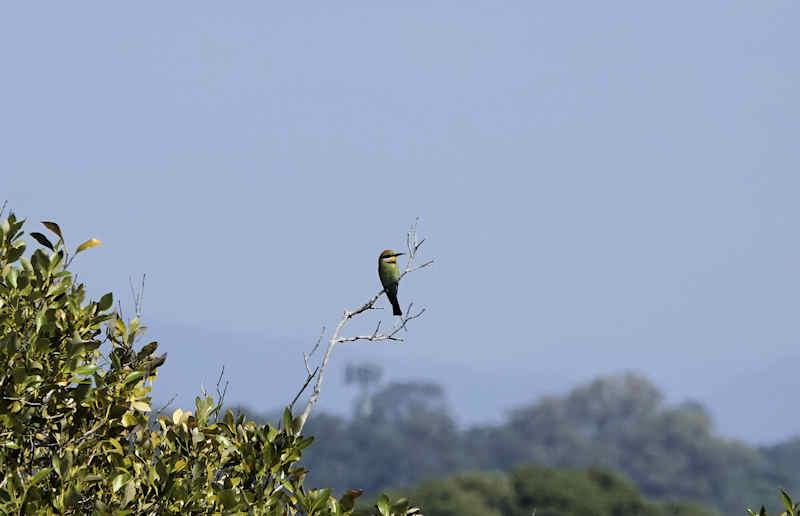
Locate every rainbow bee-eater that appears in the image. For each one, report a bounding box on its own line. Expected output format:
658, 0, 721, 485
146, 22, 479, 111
378, 249, 405, 316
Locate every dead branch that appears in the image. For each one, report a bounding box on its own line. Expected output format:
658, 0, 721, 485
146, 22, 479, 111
129, 273, 146, 318
288, 327, 326, 411
293, 221, 433, 433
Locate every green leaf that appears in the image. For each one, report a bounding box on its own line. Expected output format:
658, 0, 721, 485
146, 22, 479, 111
35, 310, 46, 333
123, 480, 136, 506
31, 249, 49, 274
307, 488, 332, 513
296, 435, 314, 450
137, 341, 158, 358
112, 473, 130, 493
6, 268, 18, 289
98, 292, 113, 311
20, 257, 32, 272
49, 249, 64, 268
131, 400, 151, 412
30, 232, 54, 251
217, 489, 237, 509
376, 494, 391, 516
123, 371, 145, 385
106, 438, 124, 456
51, 456, 61, 477
391, 498, 411, 514
121, 412, 139, 428
7, 242, 25, 263
41, 221, 63, 240
195, 396, 213, 424
782, 489, 794, 512
76, 238, 101, 254
141, 353, 166, 370
74, 365, 98, 376
282, 407, 293, 434
339, 489, 363, 512
29, 467, 52, 487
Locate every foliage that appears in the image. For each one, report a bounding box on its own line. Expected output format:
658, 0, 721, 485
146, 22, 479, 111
0, 213, 420, 515
386, 472, 512, 516
395, 466, 719, 516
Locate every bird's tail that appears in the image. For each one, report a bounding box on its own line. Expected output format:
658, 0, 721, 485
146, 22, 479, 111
387, 289, 403, 316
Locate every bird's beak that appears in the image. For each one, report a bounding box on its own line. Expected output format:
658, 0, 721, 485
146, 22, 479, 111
395, 252, 405, 257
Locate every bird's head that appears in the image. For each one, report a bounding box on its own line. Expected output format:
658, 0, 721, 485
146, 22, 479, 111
379, 249, 405, 264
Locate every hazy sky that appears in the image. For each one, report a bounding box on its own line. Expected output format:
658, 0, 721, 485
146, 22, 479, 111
3, 3, 799, 443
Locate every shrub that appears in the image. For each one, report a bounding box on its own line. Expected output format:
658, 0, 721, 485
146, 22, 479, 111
0, 212, 419, 515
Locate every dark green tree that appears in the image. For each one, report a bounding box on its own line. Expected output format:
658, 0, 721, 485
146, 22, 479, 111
399, 466, 719, 516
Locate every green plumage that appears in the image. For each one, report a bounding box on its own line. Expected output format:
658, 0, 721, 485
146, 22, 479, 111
378, 249, 404, 316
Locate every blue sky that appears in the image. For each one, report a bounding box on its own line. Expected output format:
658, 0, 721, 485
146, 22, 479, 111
3, 2, 799, 442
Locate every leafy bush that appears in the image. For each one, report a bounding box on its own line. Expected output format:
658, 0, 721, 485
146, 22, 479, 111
396, 466, 719, 516
394, 471, 513, 516
0, 213, 419, 515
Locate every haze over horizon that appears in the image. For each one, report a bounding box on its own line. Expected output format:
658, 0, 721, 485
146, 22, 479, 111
140, 319, 800, 446
3, 3, 799, 443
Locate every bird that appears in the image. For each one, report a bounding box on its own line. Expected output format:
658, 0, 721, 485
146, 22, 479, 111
378, 249, 405, 316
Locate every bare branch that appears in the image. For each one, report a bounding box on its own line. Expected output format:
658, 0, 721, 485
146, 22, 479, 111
154, 394, 178, 417
215, 366, 229, 405
289, 366, 318, 412
2, 397, 43, 407
129, 274, 146, 318
304, 326, 325, 376
288, 327, 326, 411
293, 220, 433, 433
209, 366, 229, 420
334, 306, 426, 344
400, 218, 434, 280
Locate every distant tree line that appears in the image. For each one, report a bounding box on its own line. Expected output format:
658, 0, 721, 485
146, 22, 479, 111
242, 370, 800, 515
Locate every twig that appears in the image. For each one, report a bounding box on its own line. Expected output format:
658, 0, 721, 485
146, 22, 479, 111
129, 274, 146, 318
2, 397, 43, 407
304, 326, 325, 376
293, 221, 433, 433
288, 327, 326, 411
333, 306, 426, 344
289, 366, 319, 412
75, 406, 112, 445
212, 365, 229, 418
154, 394, 178, 417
